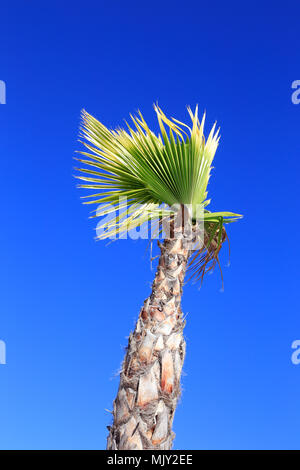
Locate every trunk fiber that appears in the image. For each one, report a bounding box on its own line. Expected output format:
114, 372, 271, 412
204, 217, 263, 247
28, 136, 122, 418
107, 235, 191, 450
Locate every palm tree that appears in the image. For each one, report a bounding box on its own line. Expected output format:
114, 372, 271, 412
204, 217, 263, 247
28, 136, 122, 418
75, 105, 242, 450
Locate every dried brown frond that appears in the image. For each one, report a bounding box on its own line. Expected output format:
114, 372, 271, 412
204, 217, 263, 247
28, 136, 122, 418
186, 222, 229, 287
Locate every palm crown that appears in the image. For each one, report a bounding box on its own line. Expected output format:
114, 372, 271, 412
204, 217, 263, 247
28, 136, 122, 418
75, 105, 242, 281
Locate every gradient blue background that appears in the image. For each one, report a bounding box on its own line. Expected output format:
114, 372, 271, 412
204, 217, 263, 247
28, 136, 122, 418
0, 0, 299, 450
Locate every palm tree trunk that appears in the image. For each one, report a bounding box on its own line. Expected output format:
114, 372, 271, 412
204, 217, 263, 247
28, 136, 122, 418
107, 234, 191, 450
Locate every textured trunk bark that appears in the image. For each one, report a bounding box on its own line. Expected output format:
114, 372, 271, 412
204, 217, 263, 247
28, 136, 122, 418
107, 231, 191, 450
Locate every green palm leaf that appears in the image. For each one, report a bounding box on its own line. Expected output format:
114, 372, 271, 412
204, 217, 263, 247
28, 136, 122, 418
75, 104, 242, 280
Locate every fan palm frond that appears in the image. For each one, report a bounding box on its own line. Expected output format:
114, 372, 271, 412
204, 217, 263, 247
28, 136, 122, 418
75, 105, 242, 279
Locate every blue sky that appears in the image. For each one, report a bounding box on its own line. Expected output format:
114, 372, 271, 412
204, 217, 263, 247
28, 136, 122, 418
0, 0, 300, 450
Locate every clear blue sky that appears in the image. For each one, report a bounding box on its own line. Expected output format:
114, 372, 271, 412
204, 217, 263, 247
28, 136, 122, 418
0, 0, 300, 450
